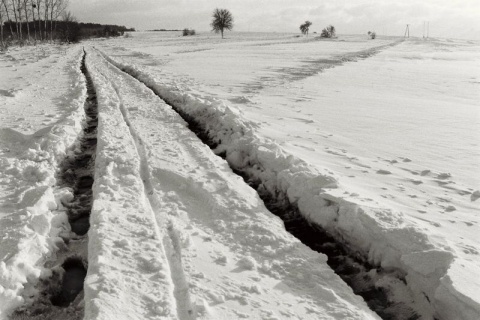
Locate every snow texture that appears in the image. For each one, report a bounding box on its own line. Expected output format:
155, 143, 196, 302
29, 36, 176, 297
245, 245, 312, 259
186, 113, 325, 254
1, 32, 479, 320
0, 47, 86, 318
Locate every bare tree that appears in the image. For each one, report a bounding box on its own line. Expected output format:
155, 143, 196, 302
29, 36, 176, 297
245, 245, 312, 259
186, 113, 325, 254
1, 0, 15, 38
299, 21, 312, 36
10, 0, 21, 40
43, 0, 49, 40
49, 0, 67, 40
0, 1, 5, 48
22, 0, 31, 40
35, 0, 42, 39
31, 0, 37, 41
58, 9, 78, 43
210, 8, 233, 39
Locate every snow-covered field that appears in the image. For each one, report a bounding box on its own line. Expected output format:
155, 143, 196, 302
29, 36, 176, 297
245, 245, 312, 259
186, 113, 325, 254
1, 31, 479, 320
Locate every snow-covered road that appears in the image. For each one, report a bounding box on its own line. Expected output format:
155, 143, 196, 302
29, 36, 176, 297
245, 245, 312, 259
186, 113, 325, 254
1, 32, 479, 320
83, 47, 379, 319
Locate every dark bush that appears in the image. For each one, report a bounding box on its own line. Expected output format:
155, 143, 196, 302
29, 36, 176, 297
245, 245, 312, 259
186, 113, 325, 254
182, 28, 196, 36
58, 21, 81, 43
321, 25, 336, 38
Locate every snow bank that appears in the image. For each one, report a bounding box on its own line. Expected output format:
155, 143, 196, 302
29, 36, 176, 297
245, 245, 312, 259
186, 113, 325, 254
0, 48, 86, 319
100, 51, 479, 320
83, 51, 177, 320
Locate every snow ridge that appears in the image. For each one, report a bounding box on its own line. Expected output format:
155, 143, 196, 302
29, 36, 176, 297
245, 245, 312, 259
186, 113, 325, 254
0, 47, 86, 319
97, 49, 480, 320
113, 84, 195, 320
83, 51, 177, 320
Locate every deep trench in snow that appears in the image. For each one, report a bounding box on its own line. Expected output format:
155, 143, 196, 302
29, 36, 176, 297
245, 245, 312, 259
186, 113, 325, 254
104, 55, 423, 320
10, 50, 96, 320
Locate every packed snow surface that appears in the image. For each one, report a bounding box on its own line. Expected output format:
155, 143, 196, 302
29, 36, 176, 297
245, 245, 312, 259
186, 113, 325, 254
0, 31, 479, 320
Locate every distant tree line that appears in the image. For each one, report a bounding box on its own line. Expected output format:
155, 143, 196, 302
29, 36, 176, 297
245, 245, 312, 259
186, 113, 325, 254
0, 0, 134, 49
78, 23, 134, 39
149, 29, 182, 32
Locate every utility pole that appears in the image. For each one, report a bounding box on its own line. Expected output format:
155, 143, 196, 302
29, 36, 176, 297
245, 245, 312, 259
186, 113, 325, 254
427, 21, 429, 38
404, 24, 409, 38
423, 21, 425, 38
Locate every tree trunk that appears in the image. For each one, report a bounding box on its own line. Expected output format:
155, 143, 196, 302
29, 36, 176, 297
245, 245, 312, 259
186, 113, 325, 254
31, 0, 37, 41
44, 0, 48, 40
23, 0, 31, 40
49, 0, 53, 41
2, 0, 15, 38
0, 7, 4, 48
16, 0, 23, 41
11, 0, 20, 40
36, 0, 41, 39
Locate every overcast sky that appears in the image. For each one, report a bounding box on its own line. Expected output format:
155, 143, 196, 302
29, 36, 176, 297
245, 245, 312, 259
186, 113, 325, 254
70, 0, 480, 40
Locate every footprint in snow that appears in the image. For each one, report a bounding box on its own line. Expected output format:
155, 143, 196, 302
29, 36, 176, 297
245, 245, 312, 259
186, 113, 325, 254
376, 169, 392, 175
436, 172, 452, 180
471, 190, 480, 202
445, 205, 456, 212
420, 170, 431, 176
0, 89, 17, 97
409, 179, 423, 185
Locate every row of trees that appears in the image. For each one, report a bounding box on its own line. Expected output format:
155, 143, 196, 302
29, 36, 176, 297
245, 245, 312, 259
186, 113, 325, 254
0, 0, 69, 46
1, 0, 134, 48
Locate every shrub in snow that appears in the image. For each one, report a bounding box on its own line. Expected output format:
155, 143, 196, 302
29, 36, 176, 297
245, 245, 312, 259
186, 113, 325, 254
321, 25, 336, 38
368, 31, 376, 39
182, 29, 196, 36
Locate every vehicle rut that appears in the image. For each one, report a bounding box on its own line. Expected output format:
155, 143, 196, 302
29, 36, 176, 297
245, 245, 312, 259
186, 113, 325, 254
10, 49, 97, 320
246, 40, 404, 93
112, 85, 196, 320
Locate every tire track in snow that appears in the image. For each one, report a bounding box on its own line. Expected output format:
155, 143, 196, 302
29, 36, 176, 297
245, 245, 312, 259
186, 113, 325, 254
11, 49, 96, 320
111, 85, 196, 320
97, 50, 429, 320
245, 40, 404, 94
